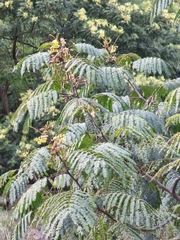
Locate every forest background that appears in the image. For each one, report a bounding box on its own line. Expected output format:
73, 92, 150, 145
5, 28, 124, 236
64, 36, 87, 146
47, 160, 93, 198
0, 0, 180, 239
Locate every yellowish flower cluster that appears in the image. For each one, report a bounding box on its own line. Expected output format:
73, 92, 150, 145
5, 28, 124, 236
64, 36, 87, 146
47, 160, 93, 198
0, 3, 4, 8
152, 23, 160, 30
35, 136, 48, 145
110, 24, 124, 35
108, 0, 118, 4
94, 19, 108, 27
162, 10, 175, 24
92, 0, 101, 4
142, 1, 152, 12
117, 3, 139, 23
0, 128, 9, 140
97, 29, 105, 38
17, 138, 33, 158
4, 1, 13, 8
87, 20, 107, 38
32, 16, 38, 22
25, 0, 33, 9
74, 8, 87, 21
23, 12, 28, 19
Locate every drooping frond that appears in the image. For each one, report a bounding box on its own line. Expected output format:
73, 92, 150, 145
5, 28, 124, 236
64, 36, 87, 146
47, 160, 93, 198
97, 66, 130, 93
135, 135, 167, 164
161, 132, 180, 157
9, 148, 51, 205
104, 192, 168, 229
11, 212, 32, 240
132, 57, 172, 76
14, 178, 47, 218
53, 174, 71, 190
175, 9, 180, 22
9, 173, 29, 206
59, 122, 88, 148
88, 215, 143, 240
166, 113, 180, 128
75, 43, 108, 59
124, 109, 166, 134
153, 158, 180, 179
106, 222, 143, 240
0, 170, 16, 188
23, 147, 51, 179
12, 81, 57, 131
65, 58, 99, 80
21, 52, 50, 76
66, 59, 136, 93
34, 191, 97, 240
93, 92, 130, 113
68, 143, 136, 189
27, 90, 58, 120
164, 87, 180, 113
111, 112, 154, 140
56, 97, 108, 126
151, 0, 174, 20
163, 78, 180, 91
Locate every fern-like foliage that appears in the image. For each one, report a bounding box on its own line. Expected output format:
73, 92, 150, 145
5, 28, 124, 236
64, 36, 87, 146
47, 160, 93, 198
68, 142, 136, 189
34, 191, 97, 240
59, 122, 88, 148
93, 93, 130, 113
151, 0, 174, 20
124, 109, 166, 134
56, 97, 108, 126
53, 174, 71, 190
153, 158, 180, 179
75, 43, 108, 59
164, 87, 180, 113
27, 90, 58, 120
132, 57, 172, 76
110, 112, 154, 141
12, 81, 58, 131
166, 113, 180, 128
66, 59, 132, 94
0, 170, 16, 189
9, 147, 51, 205
21, 52, 50, 76
11, 212, 32, 240
161, 132, 180, 158
65, 58, 99, 80
14, 178, 47, 218
88, 215, 143, 240
163, 78, 180, 91
104, 192, 168, 229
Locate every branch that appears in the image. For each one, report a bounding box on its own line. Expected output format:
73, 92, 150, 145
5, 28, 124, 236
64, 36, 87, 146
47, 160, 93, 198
172, 177, 180, 195
57, 153, 82, 190
85, 108, 109, 142
125, 77, 147, 103
135, 165, 180, 202
128, 216, 172, 232
56, 153, 118, 222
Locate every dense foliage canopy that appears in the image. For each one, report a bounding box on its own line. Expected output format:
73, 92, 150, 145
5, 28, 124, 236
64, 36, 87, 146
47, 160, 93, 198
0, 0, 180, 239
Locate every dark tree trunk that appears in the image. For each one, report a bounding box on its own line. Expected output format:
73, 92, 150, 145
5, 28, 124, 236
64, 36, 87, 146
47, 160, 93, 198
0, 79, 9, 116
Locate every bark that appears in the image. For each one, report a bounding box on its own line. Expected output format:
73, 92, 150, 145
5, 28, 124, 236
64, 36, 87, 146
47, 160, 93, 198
0, 79, 9, 116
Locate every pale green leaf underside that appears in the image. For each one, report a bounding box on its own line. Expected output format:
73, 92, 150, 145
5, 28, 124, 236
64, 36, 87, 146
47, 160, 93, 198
133, 57, 171, 76
21, 52, 50, 76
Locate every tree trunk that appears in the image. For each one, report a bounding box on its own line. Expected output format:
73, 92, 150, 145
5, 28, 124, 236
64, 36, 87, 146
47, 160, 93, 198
0, 79, 9, 116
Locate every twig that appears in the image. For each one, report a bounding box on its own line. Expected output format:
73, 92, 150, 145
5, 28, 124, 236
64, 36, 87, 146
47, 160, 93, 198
86, 108, 109, 142
172, 177, 180, 195
135, 165, 180, 202
57, 153, 82, 190
125, 77, 147, 103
